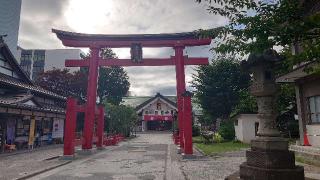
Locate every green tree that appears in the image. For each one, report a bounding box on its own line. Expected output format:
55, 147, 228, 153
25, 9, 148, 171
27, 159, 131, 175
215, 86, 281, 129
192, 57, 250, 120
82, 48, 130, 105
196, 0, 320, 65
231, 89, 257, 117
36, 68, 87, 98
104, 103, 138, 136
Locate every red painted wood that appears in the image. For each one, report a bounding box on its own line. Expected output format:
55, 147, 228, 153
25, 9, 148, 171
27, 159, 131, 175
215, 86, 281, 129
65, 57, 208, 67
60, 38, 211, 48
65, 60, 89, 67
143, 115, 173, 121
96, 106, 105, 148
63, 98, 77, 156
174, 46, 186, 151
82, 47, 100, 150
182, 93, 193, 155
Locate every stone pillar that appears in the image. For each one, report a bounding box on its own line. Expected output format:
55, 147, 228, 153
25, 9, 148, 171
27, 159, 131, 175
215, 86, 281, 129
226, 50, 305, 180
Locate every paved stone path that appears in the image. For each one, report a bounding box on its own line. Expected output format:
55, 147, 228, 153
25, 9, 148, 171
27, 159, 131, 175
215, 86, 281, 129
1, 132, 320, 180
28, 133, 244, 180
0, 145, 65, 180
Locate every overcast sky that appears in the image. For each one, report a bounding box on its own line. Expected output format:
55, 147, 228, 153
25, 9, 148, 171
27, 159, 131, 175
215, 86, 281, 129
18, 0, 226, 96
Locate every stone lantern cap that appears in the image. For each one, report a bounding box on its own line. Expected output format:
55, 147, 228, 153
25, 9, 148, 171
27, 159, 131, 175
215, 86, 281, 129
241, 49, 283, 70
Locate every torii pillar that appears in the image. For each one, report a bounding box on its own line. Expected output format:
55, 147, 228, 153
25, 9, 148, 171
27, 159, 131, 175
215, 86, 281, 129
174, 46, 186, 150
82, 47, 99, 150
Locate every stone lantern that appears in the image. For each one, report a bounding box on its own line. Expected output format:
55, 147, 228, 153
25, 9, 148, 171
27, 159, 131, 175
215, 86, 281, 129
227, 49, 305, 180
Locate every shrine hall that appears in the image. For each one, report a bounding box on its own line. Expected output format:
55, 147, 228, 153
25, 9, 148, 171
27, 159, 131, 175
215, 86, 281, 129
122, 93, 202, 132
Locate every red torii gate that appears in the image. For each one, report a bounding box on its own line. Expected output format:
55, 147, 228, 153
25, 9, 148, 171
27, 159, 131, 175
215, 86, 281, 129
52, 29, 212, 155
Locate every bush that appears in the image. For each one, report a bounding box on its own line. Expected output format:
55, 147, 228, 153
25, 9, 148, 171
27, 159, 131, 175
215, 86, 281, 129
192, 125, 201, 137
218, 120, 235, 140
213, 132, 224, 143
201, 131, 214, 144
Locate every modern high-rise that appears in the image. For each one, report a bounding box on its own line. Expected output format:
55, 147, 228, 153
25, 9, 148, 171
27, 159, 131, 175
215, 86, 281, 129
18, 48, 83, 80
0, 0, 22, 58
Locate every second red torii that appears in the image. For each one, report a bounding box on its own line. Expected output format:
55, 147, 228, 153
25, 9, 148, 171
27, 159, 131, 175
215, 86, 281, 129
53, 29, 212, 155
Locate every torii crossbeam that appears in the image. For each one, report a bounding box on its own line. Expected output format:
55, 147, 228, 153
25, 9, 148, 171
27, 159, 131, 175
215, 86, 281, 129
53, 29, 212, 155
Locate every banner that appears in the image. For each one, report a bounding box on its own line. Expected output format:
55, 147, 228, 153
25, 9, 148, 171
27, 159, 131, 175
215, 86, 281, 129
52, 119, 64, 138
28, 117, 35, 146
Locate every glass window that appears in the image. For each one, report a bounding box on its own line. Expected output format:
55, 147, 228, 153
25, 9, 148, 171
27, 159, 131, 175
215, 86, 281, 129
309, 96, 320, 123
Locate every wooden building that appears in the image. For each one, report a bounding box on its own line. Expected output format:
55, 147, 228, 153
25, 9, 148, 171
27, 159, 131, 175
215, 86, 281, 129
0, 39, 66, 152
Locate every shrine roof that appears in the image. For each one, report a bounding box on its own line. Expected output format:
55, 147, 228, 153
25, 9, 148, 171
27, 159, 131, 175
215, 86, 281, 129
52, 29, 212, 47
53, 29, 201, 41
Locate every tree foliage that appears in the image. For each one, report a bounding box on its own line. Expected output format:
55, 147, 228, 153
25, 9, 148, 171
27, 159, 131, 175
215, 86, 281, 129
196, 0, 320, 64
231, 89, 257, 117
36, 68, 87, 98
192, 57, 250, 120
104, 103, 138, 136
82, 48, 130, 105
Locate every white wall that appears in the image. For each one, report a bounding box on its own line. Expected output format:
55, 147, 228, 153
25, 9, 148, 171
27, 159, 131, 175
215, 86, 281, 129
142, 98, 175, 115
0, 0, 21, 58
44, 49, 82, 72
234, 114, 259, 144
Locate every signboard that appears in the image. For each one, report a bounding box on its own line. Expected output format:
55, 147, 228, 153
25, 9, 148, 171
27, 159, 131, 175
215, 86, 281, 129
52, 119, 64, 138
28, 117, 35, 146
143, 115, 173, 121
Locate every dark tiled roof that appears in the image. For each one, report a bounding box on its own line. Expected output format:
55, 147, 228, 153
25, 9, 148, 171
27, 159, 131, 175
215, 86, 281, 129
52, 29, 200, 41
0, 93, 33, 105
0, 93, 65, 114
0, 41, 66, 100
0, 74, 66, 100
0, 42, 32, 84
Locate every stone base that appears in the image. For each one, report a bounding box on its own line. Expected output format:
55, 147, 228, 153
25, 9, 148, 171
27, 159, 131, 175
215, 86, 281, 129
226, 138, 305, 180
246, 149, 295, 169
225, 171, 316, 180
77, 148, 97, 156
181, 153, 196, 159
97, 146, 105, 150
251, 137, 288, 151
240, 162, 304, 180
59, 155, 75, 160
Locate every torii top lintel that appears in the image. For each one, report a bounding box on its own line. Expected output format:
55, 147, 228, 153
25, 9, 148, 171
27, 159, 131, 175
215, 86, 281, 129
52, 29, 211, 48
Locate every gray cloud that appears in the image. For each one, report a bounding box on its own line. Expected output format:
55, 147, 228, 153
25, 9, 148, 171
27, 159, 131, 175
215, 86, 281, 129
18, 0, 224, 95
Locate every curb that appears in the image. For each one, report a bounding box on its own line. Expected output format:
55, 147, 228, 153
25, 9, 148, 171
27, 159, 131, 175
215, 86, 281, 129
194, 145, 206, 156
0, 144, 63, 158
15, 161, 71, 180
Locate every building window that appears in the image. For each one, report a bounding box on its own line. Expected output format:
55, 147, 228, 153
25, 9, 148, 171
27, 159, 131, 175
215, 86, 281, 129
144, 110, 149, 115
309, 96, 320, 123
155, 111, 158, 115
234, 120, 238, 126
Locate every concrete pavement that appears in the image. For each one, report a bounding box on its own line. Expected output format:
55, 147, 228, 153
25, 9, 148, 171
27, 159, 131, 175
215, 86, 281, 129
14, 132, 320, 180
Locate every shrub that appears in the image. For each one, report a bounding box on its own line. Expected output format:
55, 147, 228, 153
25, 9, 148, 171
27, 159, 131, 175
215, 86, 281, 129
201, 131, 214, 144
213, 132, 224, 143
218, 120, 235, 140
